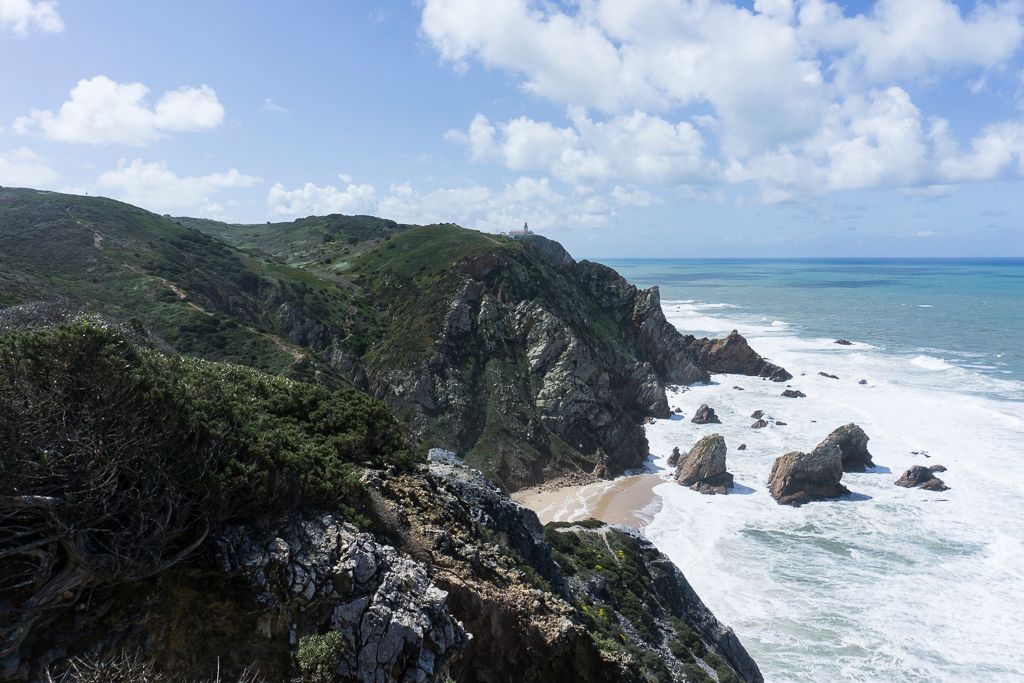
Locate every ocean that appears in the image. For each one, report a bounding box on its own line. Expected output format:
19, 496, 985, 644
597, 258, 1024, 682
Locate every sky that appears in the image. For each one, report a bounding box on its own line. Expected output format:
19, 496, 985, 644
1, 0, 1024, 257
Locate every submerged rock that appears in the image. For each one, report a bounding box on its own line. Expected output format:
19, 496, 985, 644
737, 444, 747, 451
835, 339, 853, 346
896, 466, 949, 491
667, 446, 682, 467
768, 445, 850, 506
750, 410, 764, 419
691, 404, 721, 424
858, 379, 868, 385
781, 389, 806, 398
751, 418, 769, 429
818, 372, 839, 379
774, 421, 787, 426
687, 330, 792, 381
816, 423, 875, 472
676, 434, 733, 494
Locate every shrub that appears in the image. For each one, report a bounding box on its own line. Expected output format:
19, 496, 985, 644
296, 632, 346, 682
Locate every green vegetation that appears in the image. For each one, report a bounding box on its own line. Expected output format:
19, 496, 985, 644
296, 631, 347, 682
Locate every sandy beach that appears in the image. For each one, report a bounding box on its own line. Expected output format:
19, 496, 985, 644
512, 473, 664, 527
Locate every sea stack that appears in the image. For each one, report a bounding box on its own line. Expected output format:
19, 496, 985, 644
667, 446, 682, 467
896, 465, 949, 491
691, 404, 721, 424
815, 423, 875, 472
675, 434, 733, 494
768, 444, 849, 506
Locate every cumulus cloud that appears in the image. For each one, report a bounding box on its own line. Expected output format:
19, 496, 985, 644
14, 76, 225, 145
0, 0, 62, 36
423, 0, 1024, 201
0, 147, 58, 187
267, 176, 379, 216
94, 159, 260, 215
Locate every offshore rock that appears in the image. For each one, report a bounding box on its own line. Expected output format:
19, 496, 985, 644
667, 446, 682, 467
737, 443, 747, 451
751, 410, 764, 419
751, 418, 769, 429
691, 404, 721, 424
781, 389, 806, 398
686, 330, 792, 382
768, 445, 850, 506
835, 339, 853, 345
816, 423, 875, 472
676, 434, 733, 494
895, 466, 950, 491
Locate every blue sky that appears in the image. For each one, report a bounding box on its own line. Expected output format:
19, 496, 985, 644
1, 0, 1023, 257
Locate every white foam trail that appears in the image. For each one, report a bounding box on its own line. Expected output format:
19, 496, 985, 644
644, 304, 1024, 682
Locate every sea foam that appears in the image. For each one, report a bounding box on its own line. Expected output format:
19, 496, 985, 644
643, 301, 1024, 682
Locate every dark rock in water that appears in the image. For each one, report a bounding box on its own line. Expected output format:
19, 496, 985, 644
691, 404, 721, 424
687, 329, 792, 381
673, 407, 683, 414
751, 410, 764, 419
732, 385, 745, 391
858, 379, 868, 385
737, 444, 747, 451
818, 372, 839, 379
835, 339, 853, 346
896, 465, 949, 491
929, 464, 947, 473
781, 389, 806, 398
667, 446, 682, 467
775, 421, 787, 426
676, 434, 733, 494
815, 423, 874, 473
768, 445, 850, 506
751, 418, 769, 429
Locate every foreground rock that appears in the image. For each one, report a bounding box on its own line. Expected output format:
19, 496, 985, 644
691, 404, 721, 424
895, 466, 950, 491
816, 423, 875, 472
768, 445, 850, 506
687, 330, 792, 381
676, 434, 734, 494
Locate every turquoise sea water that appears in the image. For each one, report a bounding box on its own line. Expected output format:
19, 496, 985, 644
594, 257, 1024, 682
599, 258, 1024, 395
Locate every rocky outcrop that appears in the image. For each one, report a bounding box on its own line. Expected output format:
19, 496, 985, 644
667, 446, 682, 467
751, 418, 769, 429
751, 410, 764, 419
895, 466, 949, 491
691, 404, 721, 424
781, 389, 806, 398
768, 445, 850, 506
216, 515, 467, 683
835, 339, 853, 346
686, 330, 791, 382
676, 434, 733, 494
816, 424, 875, 472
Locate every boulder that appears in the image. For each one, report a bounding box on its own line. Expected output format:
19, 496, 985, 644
751, 418, 769, 429
818, 372, 839, 379
768, 445, 850, 506
691, 404, 721, 424
667, 446, 682, 467
732, 385, 745, 391
835, 339, 853, 346
858, 379, 868, 385
751, 410, 764, 419
815, 423, 875, 473
895, 466, 949, 491
673, 407, 683, 414
675, 434, 733, 494
781, 389, 806, 398
774, 421, 787, 426
737, 444, 747, 451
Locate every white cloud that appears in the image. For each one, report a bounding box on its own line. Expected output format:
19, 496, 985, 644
0, 0, 62, 36
260, 97, 289, 115
14, 76, 225, 145
267, 176, 378, 216
94, 159, 260, 215
0, 147, 57, 187
423, 0, 1024, 201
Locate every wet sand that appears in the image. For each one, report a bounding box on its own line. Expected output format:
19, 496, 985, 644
512, 473, 664, 527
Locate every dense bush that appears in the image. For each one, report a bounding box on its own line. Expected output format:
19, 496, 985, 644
0, 320, 416, 658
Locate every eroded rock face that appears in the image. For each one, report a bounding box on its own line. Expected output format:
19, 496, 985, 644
816, 423, 875, 472
686, 330, 792, 382
691, 404, 721, 424
895, 466, 949, 491
216, 514, 468, 683
768, 445, 850, 506
676, 434, 733, 494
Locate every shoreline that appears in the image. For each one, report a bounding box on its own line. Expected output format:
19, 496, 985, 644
512, 472, 665, 528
